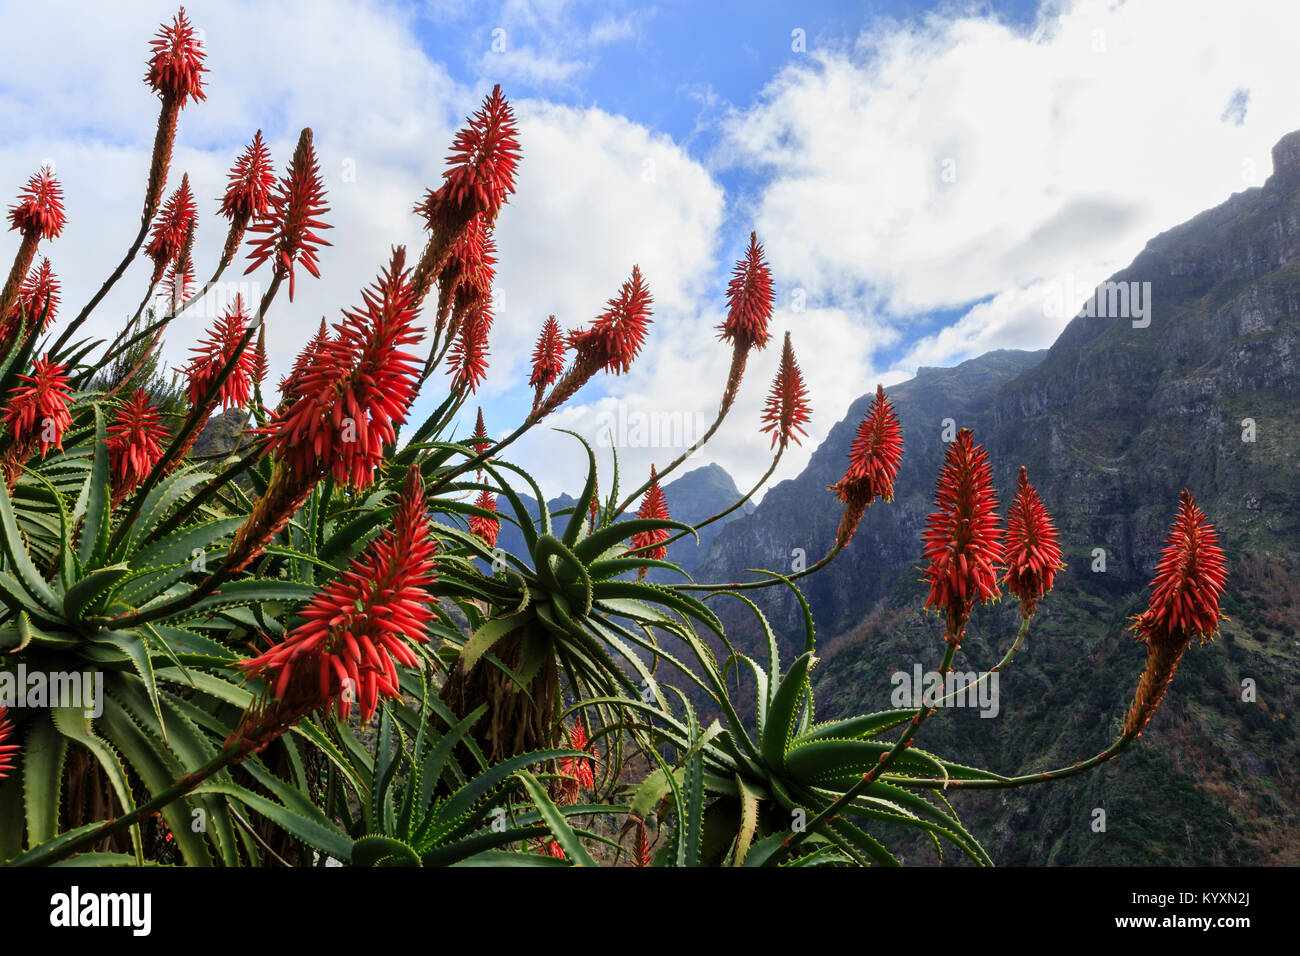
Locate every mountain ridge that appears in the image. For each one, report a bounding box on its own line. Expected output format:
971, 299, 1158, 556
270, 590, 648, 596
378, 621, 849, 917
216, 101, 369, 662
689, 131, 1300, 865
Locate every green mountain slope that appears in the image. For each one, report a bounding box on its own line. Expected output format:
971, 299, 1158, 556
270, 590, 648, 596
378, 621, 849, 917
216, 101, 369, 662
693, 131, 1300, 865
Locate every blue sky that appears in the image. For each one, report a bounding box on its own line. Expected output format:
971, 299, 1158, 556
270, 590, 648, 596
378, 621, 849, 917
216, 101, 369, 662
417, 0, 1038, 367
3, 0, 1300, 497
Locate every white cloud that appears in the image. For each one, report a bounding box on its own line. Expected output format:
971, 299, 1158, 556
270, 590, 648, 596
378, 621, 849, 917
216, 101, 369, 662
722, 0, 1300, 378
478, 45, 588, 88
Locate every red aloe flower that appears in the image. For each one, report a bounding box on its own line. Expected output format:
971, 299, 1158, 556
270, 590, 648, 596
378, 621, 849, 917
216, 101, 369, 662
634, 820, 652, 867
3, 355, 73, 456
529, 315, 566, 392
828, 384, 903, 548
448, 303, 491, 393
219, 130, 276, 267
569, 266, 653, 375
1001, 466, 1064, 619
410, 88, 519, 305
3, 257, 60, 342
227, 267, 419, 573
921, 429, 1003, 645
262, 247, 423, 489
440, 84, 520, 225
7, 166, 65, 241
145, 7, 207, 107
245, 128, 332, 301
441, 214, 496, 305
539, 839, 566, 859
107, 390, 169, 501
3, 167, 64, 326
145, 174, 196, 276
560, 722, 597, 790
630, 467, 670, 572
240, 470, 438, 724
0, 706, 17, 781
470, 408, 491, 455
531, 268, 655, 421
220, 129, 275, 222
469, 489, 500, 548
1123, 490, 1228, 736
555, 721, 597, 806
1132, 490, 1228, 647
181, 295, 256, 410
760, 331, 811, 450
18, 258, 60, 329
719, 231, 774, 352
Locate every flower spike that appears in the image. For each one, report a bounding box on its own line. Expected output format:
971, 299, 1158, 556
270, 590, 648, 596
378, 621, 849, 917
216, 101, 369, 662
828, 384, 903, 548
180, 294, 256, 411
529, 315, 566, 400
469, 489, 500, 547
2, 167, 65, 327
239, 469, 438, 724
533, 267, 653, 420
1001, 466, 1064, 619
0, 707, 17, 781
244, 128, 332, 301
145, 7, 207, 107
760, 332, 811, 450
2, 355, 73, 489
146, 174, 197, 281
1123, 490, 1228, 736
920, 428, 1002, 645
7, 166, 65, 241
218, 130, 275, 266
107, 390, 169, 505
630, 466, 671, 574
719, 231, 774, 352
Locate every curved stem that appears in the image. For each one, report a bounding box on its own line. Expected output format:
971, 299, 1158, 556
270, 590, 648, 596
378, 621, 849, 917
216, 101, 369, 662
613, 343, 749, 517
100, 279, 160, 367
48, 218, 152, 358
886, 734, 1137, 791
95, 255, 239, 382
422, 396, 543, 498
673, 542, 843, 593
933, 615, 1031, 709
12, 739, 241, 866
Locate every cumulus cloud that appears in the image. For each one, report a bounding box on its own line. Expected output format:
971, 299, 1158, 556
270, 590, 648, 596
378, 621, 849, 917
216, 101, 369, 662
722, 0, 1300, 380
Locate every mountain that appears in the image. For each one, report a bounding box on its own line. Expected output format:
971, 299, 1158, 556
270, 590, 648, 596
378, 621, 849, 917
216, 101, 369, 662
494, 462, 754, 575
692, 132, 1300, 865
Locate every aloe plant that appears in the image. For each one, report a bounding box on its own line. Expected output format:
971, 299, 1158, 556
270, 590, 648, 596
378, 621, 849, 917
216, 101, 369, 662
0, 7, 1226, 870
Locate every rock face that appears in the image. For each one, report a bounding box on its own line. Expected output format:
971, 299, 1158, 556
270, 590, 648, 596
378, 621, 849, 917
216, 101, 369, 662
693, 133, 1300, 866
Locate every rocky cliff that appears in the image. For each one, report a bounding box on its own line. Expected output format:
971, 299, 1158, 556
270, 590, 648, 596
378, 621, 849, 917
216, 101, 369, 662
692, 131, 1300, 865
